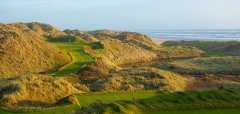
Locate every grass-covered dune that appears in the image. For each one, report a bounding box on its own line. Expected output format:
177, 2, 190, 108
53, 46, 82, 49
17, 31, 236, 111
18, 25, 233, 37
88, 29, 121, 37
0, 75, 82, 110
157, 46, 203, 59
10, 22, 65, 38
115, 32, 159, 50
155, 56, 240, 75
99, 37, 157, 65
162, 40, 240, 56
78, 88, 240, 114
0, 23, 71, 78
89, 67, 192, 92
0, 91, 160, 114
63, 29, 99, 42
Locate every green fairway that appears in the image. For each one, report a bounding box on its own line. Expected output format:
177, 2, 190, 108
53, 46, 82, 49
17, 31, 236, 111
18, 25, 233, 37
76, 91, 160, 107
51, 44, 93, 77
46, 38, 93, 77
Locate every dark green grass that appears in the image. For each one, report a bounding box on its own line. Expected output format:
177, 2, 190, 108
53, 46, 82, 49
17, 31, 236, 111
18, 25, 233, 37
145, 108, 240, 114
80, 88, 240, 113
76, 91, 160, 107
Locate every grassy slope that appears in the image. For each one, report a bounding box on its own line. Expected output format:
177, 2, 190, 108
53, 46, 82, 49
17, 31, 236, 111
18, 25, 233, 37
46, 38, 93, 77
0, 91, 158, 114
155, 56, 240, 75
146, 109, 240, 114
0, 23, 71, 78
83, 88, 240, 114
162, 40, 240, 57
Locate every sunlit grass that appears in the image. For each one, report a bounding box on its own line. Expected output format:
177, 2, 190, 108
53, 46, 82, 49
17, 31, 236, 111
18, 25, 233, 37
51, 45, 93, 77
45, 37, 94, 77
0, 91, 159, 114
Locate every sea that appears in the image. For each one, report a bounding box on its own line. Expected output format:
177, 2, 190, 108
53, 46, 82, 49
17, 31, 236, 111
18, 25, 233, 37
137, 29, 240, 41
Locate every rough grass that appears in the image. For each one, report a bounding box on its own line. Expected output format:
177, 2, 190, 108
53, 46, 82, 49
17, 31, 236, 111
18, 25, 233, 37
90, 67, 193, 92
0, 23, 71, 78
0, 91, 159, 114
0, 75, 82, 110
10, 22, 65, 38
115, 32, 159, 50
162, 40, 240, 56
155, 56, 240, 75
157, 46, 203, 59
93, 37, 157, 66
63, 29, 99, 42
78, 88, 240, 114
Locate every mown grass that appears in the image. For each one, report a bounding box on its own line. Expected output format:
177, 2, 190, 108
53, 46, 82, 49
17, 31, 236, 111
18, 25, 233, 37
203, 52, 226, 57
76, 91, 160, 107
79, 88, 240, 114
51, 45, 93, 77
46, 37, 94, 77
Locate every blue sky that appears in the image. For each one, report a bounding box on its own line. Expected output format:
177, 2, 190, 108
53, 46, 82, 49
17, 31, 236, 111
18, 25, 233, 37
0, 0, 240, 30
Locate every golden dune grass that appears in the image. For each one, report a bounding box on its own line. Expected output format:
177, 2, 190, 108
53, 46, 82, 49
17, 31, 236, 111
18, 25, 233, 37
0, 74, 82, 109
0, 23, 71, 78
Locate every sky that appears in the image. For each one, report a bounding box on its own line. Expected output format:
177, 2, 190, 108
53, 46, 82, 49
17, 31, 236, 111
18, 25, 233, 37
0, 0, 240, 30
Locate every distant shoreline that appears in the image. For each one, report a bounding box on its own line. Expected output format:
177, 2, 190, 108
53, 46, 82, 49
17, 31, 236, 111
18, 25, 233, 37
151, 38, 174, 44
150, 37, 240, 44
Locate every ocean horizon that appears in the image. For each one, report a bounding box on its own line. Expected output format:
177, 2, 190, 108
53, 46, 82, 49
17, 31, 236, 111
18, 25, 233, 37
136, 29, 240, 41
